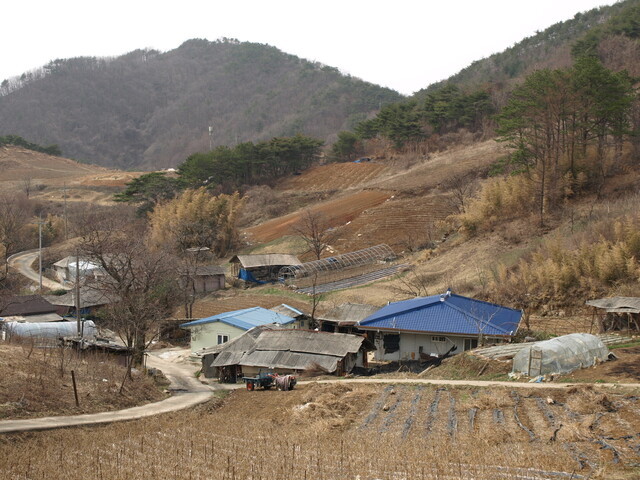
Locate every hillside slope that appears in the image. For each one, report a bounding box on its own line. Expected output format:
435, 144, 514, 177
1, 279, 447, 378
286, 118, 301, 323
0, 145, 143, 205
0, 39, 402, 170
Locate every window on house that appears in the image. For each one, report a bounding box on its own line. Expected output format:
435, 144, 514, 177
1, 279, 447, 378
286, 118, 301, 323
464, 338, 478, 351
217, 334, 229, 345
432, 336, 447, 343
383, 334, 400, 353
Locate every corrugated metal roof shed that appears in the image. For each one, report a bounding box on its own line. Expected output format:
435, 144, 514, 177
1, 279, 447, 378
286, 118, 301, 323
358, 292, 521, 337
44, 287, 112, 308
229, 254, 301, 269
178, 265, 226, 276
239, 350, 338, 372
256, 329, 365, 356
320, 303, 379, 325
210, 328, 372, 372
586, 297, 640, 313
269, 303, 306, 318
198, 324, 283, 356
180, 307, 295, 330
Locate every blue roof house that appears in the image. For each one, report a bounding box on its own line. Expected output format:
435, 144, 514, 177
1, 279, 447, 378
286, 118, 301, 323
181, 307, 296, 354
357, 290, 522, 362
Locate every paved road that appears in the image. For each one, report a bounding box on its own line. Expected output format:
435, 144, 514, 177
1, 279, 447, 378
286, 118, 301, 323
7, 249, 68, 291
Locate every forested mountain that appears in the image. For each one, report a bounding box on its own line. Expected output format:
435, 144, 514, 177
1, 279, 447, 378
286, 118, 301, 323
415, 0, 637, 97
0, 39, 401, 170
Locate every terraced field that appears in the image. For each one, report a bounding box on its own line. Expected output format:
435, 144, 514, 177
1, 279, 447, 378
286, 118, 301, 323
335, 194, 455, 252
244, 189, 392, 244
279, 161, 390, 192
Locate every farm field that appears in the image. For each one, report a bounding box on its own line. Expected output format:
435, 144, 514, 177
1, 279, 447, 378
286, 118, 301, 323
278, 161, 390, 192
0, 145, 146, 205
244, 189, 392, 244
334, 194, 454, 252
1, 383, 638, 479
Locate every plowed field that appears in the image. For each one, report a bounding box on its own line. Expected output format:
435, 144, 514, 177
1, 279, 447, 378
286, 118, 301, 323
244, 190, 392, 244
3, 383, 638, 479
279, 161, 390, 192
334, 194, 455, 252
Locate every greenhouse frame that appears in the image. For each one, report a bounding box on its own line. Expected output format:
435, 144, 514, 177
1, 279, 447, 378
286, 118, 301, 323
278, 244, 396, 283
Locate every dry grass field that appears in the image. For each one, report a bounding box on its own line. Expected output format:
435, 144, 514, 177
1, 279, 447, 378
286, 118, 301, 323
1, 382, 639, 479
0, 342, 166, 419
0, 145, 146, 205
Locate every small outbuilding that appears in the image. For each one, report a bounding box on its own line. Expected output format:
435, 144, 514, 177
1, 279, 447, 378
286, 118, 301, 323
178, 265, 226, 293
53, 256, 105, 285
44, 286, 112, 317
512, 333, 609, 377
586, 296, 640, 334
180, 306, 297, 354
269, 304, 310, 329
229, 254, 301, 284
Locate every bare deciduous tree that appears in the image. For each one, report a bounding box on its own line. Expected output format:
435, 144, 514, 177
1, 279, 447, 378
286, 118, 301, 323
21, 176, 32, 198
442, 172, 478, 214
291, 210, 337, 260
77, 208, 180, 372
0, 193, 32, 278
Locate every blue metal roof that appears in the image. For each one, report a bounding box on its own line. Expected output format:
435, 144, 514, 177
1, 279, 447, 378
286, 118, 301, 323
180, 307, 295, 330
358, 293, 521, 337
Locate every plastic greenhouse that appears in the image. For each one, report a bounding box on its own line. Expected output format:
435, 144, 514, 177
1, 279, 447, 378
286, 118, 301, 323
512, 333, 609, 377
278, 244, 395, 283
2, 321, 97, 341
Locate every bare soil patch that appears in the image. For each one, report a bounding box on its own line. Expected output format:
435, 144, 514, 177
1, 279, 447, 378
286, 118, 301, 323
278, 161, 390, 192
244, 189, 392, 244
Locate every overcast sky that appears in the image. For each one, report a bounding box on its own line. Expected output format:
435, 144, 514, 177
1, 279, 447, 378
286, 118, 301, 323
3, 1, 618, 95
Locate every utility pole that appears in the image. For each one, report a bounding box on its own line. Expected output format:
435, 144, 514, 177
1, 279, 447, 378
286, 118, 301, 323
208, 125, 213, 151
75, 250, 81, 337
63, 182, 68, 240
36, 214, 44, 292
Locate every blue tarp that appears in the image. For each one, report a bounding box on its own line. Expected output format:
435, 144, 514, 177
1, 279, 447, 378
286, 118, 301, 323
239, 268, 267, 284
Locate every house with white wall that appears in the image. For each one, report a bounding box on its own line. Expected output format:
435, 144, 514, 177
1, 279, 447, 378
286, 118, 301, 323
180, 306, 296, 354
357, 290, 522, 362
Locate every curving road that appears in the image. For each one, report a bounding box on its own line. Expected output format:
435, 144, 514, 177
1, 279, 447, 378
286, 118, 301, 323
7, 249, 68, 291
0, 351, 238, 434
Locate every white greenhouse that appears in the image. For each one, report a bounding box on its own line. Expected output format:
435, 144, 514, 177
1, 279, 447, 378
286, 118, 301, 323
512, 333, 609, 377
